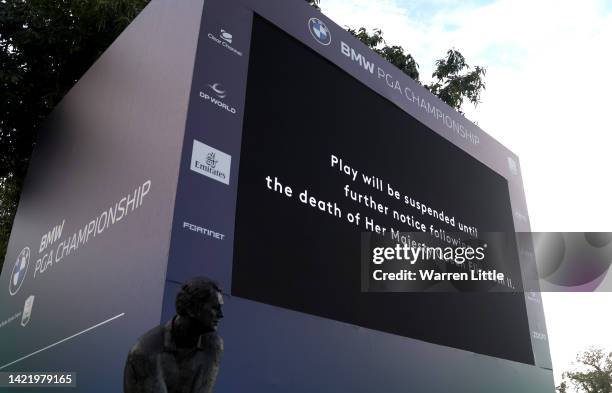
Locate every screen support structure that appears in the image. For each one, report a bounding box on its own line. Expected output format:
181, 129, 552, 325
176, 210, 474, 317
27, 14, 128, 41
0, 0, 553, 391
164, 0, 553, 392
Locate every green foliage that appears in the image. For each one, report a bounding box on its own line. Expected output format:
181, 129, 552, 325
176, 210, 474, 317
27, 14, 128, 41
559, 348, 612, 393
557, 381, 569, 393
0, 0, 150, 267
346, 27, 485, 113
0, 174, 22, 265
305, 0, 320, 11
347, 27, 419, 81
427, 49, 486, 112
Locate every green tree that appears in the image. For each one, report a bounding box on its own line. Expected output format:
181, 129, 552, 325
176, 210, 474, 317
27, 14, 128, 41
347, 28, 420, 81
306, 1, 486, 111
346, 27, 486, 112
557, 381, 569, 393
559, 348, 612, 393
0, 0, 150, 268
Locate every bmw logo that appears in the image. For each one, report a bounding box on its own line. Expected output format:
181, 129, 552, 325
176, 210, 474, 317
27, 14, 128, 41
9, 247, 30, 296
308, 17, 331, 46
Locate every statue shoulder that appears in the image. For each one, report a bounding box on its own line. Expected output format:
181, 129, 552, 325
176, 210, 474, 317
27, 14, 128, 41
199, 332, 224, 357
213, 333, 223, 351
127, 324, 165, 358
211, 332, 223, 352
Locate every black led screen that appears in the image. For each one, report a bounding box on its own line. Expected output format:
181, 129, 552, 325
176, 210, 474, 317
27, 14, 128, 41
232, 15, 534, 365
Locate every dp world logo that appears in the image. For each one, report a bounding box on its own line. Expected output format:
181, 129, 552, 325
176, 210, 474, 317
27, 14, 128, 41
9, 247, 30, 296
308, 18, 331, 45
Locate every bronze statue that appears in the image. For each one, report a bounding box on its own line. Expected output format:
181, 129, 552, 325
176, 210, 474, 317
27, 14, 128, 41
124, 277, 224, 393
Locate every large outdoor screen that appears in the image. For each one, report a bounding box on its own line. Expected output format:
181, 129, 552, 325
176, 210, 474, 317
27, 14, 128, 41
0, 1, 554, 391
232, 15, 534, 365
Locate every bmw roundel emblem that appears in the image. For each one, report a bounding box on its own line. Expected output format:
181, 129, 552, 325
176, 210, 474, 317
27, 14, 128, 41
9, 247, 30, 296
308, 17, 331, 46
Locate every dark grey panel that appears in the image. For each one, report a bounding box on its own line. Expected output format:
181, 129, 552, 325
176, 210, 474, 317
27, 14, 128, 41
0, 0, 204, 391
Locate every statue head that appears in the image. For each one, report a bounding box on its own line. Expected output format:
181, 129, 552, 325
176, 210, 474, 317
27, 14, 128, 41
175, 277, 224, 333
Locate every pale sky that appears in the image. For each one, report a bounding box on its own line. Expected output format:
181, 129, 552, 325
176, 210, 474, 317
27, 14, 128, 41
320, 0, 612, 388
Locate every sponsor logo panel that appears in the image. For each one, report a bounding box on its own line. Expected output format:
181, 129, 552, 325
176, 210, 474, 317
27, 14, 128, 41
9, 247, 30, 296
308, 18, 331, 46
199, 83, 237, 115
207, 28, 243, 57
190, 140, 232, 185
